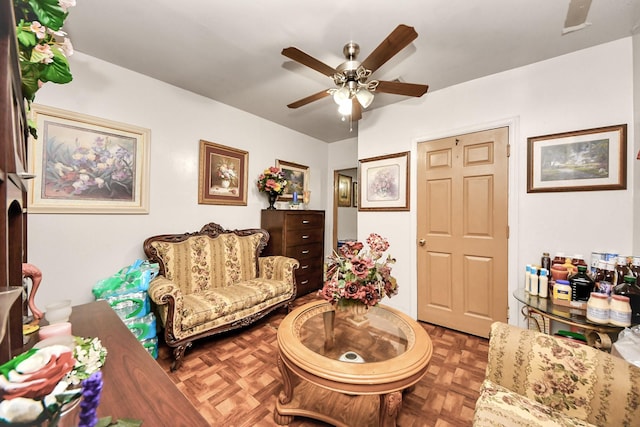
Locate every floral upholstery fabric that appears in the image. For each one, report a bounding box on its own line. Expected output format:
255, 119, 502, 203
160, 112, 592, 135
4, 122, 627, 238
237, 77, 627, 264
473, 322, 640, 427
147, 231, 298, 341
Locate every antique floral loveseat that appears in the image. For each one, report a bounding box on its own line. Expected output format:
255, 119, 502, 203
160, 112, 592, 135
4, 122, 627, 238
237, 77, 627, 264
473, 322, 640, 426
143, 222, 299, 370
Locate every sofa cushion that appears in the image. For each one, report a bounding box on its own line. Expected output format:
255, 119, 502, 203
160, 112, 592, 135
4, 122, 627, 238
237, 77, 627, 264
180, 278, 293, 330
474, 380, 596, 427
486, 322, 640, 426
149, 233, 263, 294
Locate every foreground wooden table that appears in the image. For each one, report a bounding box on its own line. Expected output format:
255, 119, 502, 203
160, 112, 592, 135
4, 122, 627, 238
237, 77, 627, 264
70, 301, 208, 426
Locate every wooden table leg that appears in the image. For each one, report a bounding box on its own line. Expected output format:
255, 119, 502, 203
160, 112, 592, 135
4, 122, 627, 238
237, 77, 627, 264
379, 391, 402, 427
274, 353, 295, 425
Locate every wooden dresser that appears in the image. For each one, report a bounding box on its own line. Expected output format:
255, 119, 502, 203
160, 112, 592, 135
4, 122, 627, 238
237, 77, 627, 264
261, 210, 325, 297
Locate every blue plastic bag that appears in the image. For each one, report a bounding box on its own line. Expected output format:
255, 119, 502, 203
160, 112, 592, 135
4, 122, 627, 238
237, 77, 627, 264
92, 259, 159, 299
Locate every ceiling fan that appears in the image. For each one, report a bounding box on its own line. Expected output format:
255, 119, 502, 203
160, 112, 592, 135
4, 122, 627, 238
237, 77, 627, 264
282, 24, 429, 121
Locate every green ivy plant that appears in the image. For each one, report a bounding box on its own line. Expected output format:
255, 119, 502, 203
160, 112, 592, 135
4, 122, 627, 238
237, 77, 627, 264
13, 0, 75, 137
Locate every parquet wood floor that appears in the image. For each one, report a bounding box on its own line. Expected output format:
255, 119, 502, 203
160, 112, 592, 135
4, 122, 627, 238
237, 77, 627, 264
155, 293, 489, 427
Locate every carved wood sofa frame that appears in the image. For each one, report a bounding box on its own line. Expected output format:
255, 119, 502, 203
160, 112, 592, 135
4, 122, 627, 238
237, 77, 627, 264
144, 222, 298, 370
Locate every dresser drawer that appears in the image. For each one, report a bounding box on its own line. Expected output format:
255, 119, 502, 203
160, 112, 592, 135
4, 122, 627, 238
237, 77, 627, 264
287, 228, 323, 244
286, 243, 323, 261
295, 265, 323, 294
285, 213, 324, 230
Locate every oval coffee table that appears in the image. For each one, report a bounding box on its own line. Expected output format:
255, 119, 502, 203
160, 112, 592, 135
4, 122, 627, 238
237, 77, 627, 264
275, 300, 433, 427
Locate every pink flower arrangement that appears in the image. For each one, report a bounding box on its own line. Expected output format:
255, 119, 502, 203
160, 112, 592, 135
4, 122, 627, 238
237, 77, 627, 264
257, 167, 287, 195
320, 233, 397, 307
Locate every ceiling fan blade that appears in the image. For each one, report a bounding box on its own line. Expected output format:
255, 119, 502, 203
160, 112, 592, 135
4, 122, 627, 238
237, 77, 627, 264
375, 81, 429, 97
564, 0, 592, 29
360, 25, 418, 73
282, 47, 337, 77
287, 90, 331, 109
351, 98, 362, 121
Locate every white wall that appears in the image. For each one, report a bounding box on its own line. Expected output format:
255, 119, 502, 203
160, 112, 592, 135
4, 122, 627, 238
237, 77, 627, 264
358, 38, 635, 325
29, 52, 329, 308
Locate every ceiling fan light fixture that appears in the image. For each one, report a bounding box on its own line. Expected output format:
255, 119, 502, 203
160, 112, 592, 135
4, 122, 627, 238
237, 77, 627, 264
333, 86, 350, 105
355, 88, 374, 108
338, 100, 352, 116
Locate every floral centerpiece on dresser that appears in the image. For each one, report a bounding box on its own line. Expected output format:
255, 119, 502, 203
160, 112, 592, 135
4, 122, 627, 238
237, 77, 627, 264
320, 233, 397, 324
256, 166, 287, 210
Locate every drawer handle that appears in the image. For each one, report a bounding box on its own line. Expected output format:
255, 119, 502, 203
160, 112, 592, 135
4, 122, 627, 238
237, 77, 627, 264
302, 235, 310, 239
301, 250, 310, 254
302, 220, 310, 224
301, 265, 309, 269
300, 280, 309, 285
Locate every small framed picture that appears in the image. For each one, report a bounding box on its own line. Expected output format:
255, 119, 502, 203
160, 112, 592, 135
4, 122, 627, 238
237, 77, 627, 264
275, 159, 309, 201
527, 124, 627, 193
198, 140, 248, 205
352, 181, 358, 207
337, 174, 352, 207
359, 151, 410, 211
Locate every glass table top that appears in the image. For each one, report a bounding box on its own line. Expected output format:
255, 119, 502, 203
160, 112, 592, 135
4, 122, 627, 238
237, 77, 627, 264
513, 287, 636, 329
294, 303, 413, 364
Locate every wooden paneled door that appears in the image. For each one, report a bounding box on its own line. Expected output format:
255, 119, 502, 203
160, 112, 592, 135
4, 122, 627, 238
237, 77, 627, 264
416, 127, 509, 338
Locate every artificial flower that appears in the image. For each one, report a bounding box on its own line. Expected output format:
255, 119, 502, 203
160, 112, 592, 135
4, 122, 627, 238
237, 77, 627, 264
320, 233, 397, 307
256, 167, 287, 195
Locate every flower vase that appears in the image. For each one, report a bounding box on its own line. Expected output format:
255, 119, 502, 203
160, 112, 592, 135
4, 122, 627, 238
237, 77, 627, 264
267, 192, 278, 210
345, 301, 369, 327
221, 179, 230, 188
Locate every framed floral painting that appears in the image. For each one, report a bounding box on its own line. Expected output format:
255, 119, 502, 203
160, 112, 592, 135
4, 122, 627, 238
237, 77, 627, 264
275, 159, 309, 201
28, 104, 150, 214
198, 140, 248, 205
358, 151, 410, 211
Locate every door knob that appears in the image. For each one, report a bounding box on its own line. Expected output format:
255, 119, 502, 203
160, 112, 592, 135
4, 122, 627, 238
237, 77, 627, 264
418, 239, 426, 246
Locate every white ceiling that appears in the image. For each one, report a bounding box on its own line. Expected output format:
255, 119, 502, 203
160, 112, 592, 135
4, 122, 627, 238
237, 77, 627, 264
64, 0, 640, 143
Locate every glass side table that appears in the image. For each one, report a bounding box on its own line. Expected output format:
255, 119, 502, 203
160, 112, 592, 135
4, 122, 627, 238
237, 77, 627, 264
513, 287, 630, 351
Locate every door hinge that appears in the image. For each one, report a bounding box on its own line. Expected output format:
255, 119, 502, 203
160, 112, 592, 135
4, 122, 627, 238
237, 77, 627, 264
507, 306, 510, 321
506, 144, 511, 157
506, 225, 510, 239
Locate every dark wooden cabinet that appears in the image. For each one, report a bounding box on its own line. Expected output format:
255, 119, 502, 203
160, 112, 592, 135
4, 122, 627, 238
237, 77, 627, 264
261, 210, 325, 297
1, 0, 29, 363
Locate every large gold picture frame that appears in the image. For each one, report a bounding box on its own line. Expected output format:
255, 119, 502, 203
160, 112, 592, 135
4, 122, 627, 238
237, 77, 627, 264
28, 104, 150, 214
198, 140, 248, 205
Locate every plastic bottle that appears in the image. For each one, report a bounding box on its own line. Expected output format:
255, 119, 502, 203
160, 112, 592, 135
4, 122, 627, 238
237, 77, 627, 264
586, 293, 609, 324
609, 295, 632, 327
593, 260, 606, 293
525, 265, 531, 293
632, 256, 640, 278
570, 265, 595, 302
552, 252, 566, 267
529, 266, 538, 296
615, 256, 631, 286
600, 261, 616, 296
613, 275, 640, 325
554, 280, 571, 301
539, 268, 549, 298
541, 252, 551, 272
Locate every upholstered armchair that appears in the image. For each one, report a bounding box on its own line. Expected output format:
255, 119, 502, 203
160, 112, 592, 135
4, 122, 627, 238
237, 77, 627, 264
144, 222, 299, 370
474, 322, 640, 426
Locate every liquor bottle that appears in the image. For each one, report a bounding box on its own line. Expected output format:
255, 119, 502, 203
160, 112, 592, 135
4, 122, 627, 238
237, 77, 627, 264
570, 265, 595, 302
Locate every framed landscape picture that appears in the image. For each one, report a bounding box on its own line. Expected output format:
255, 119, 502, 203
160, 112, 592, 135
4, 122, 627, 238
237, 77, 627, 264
527, 124, 627, 193
198, 140, 248, 205
359, 151, 410, 211
275, 159, 309, 201
28, 104, 150, 214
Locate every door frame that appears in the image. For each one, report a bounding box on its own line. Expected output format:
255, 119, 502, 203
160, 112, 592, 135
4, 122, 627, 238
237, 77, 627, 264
410, 117, 522, 327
